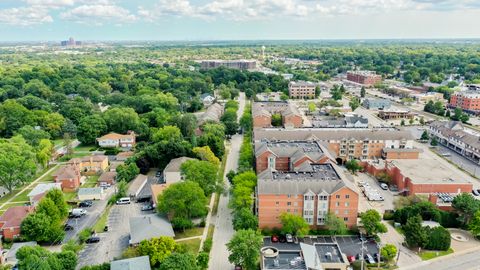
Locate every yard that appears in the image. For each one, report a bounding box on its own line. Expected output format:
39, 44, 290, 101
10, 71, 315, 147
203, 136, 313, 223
174, 227, 204, 240
81, 175, 100, 188
93, 205, 111, 232
419, 248, 453, 260
177, 238, 201, 254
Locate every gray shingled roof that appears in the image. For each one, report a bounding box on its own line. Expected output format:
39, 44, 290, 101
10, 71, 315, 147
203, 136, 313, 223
129, 215, 175, 245
253, 128, 414, 142
111, 256, 151, 270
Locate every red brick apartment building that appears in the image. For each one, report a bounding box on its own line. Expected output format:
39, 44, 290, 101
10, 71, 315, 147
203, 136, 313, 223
253, 101, 303, 128
253, 129, 420, 163
362, 159, 473, 196
256, 163, 359, 229
346, 71, 382, 86
449, 91, 480, 113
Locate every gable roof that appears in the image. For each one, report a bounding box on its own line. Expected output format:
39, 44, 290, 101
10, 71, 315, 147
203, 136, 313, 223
78, 187, 103, 196
53, 165, 80, 180
163, 157, 195, 173
98, 171, 117, 182
97, 132, 135, 141
68, 155, 108, 164
111, 256, 151, 270
129, 215, 175, 244
0, 206, 34, 228
27, 183, 62, 198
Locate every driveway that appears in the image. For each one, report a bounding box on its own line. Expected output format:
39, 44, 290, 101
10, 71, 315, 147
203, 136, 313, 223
350, 172, 395, 213
76, 202, 148, 269
379, 222, 422, 267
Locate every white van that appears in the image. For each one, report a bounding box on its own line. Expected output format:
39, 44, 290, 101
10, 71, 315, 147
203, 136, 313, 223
116, 197, 131, 205
70, 208, 87, 217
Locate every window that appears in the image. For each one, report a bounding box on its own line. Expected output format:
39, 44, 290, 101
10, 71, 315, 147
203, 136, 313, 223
287, 194, 291, 198
287, 209, 291, 212
345, 195, 350, 199
344, 210, 349, 215
287, 202, 292, 206
345, 202, 350, 207
336, 195, 340, 199
335, 202, 340, 207
344, 217, 349, 221
275, 201, 279, 205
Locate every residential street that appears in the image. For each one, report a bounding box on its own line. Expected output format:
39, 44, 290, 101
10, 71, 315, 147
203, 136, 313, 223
208, 93, 246, 270
401, 247, 480, 270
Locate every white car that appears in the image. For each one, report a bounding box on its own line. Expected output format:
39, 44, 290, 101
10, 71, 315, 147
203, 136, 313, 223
286, 234, 293, 243
380, 183, 389, 190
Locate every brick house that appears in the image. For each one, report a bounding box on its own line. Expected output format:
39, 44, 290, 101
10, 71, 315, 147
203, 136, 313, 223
252, 101, 303, 128
255, 140, 334, 174
67, 155, 109, 174
52, 165, 84, 192
256, 163, 359, 229
98, 171, 117, 185
97, 131, 136, 149
0, 206, 34, 240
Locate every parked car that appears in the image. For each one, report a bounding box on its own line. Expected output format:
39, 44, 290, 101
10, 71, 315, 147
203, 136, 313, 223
373, 253, 382, 262
347, 255, 356, 263
271, 235, 279, 243
278, 235, 287, 243
234, 266, 242, 270
472, 189, 480, 196
286, 234, 293, 243
116, 197, 131, 205
141, 204, 154, 211
380, 183, 389, 190
85, 236, 100, 244
69, 208, 87, 218
365, 254, 375, 264
79, 200, 93, 207
355, 254, 364, 261
64, 224, 74, 231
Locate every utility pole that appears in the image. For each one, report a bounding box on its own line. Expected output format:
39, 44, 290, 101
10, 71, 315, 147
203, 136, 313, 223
396, 246, 401, 267
361, 233, 365, 270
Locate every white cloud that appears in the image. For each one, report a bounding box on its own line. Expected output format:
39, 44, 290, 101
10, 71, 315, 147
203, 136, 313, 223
0, 6, 53, 26
60, 4, 136, 24
24, 0, 75, 7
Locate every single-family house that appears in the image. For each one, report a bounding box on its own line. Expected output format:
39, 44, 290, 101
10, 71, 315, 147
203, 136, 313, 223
52, 165, 84, 192
129, 215, 174, 245
3, 241, 37, 266
67, 155, 109, 174
27, 183, 62, 206
96, 132, 136, 149
116, 151, 134, 161
98, 171, 116, 185
200, 93, 216, 106
0, 206, 35, 240
77, 187, 105, 200
163, 157, 195, 184
150, 183, 170, 207
111, 256, 151, 270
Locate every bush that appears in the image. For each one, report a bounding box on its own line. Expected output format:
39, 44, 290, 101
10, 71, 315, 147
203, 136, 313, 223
80, 263, 110, 270
203, 238, 213, 253
383, 211, 395, 220
440, 211, 461, 228
102, 148, 120, 155
197, 252, 210, 270
78, 228, 93, 243
171, 217, 194, 231
425, 226, 451, 251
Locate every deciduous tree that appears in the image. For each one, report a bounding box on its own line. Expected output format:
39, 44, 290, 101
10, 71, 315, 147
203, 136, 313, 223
280, 212, 310, 236
227, 229, 263, 270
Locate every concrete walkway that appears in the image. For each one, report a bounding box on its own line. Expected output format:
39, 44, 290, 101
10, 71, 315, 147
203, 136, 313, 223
208, 93, 246, 270
378, 221, 422, 267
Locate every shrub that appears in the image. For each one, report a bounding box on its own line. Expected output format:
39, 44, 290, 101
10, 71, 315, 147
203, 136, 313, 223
197, 252, 209, 270
383, 211, 395, 220
171, 217, 194, 231
203, 238, 213, 253
425, 226, 451, 251
78, 228, 93, 243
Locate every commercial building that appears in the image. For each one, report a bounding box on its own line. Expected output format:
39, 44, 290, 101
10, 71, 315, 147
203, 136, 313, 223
449, 91, 480, 113
253, 128, 418, 163
429, 121, 480, 164
310, 115, 368, 128
362, 159, 474, 196
255, 140, 334, 174
257, 162, 359, 229
253, 101, 303, 128
96, 132, 136, 149
0, 206, 34, 240
200, 60, 256, 70
60, 37, 82, 47
346, 71, 382, 86
378, 109, 415, 120
412, 92, 445, 104
362, 98, 391, 110
288, 81, 316, 99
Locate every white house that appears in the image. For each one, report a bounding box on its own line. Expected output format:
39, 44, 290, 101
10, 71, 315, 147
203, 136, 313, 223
96, 132, 136, 149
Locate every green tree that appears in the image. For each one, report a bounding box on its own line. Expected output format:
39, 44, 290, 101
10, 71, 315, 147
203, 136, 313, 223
325, 213, 348, 235
77, 115, 107, 145
345, 159, 362, 174
0, 99, 35, 137
152, 125, 183, 142
226, 229, 263, 270
380, 244, 397, 263
421, 130, 430, 141
36, 197, 61, 222
280, 212, 310, 236
349, 97, 360, 111
137, 236, 178, 266
360, 87, 366, 98
193, 146, 220, 166
419, 117, 425, 125
425, 226, 451, 251
308, 102, 316, 113
36, 138, 54, 168
16, 125, 50, 146
103, 107, 141, 134
360, 209, 387, 236
233, 208, 258, 231
157, 181, 208, 219
271, 113, 282, 127
116, 162, 140, 182
0, 136, 37, 192
159, 252, 198, 270
46, 188, 69, 218
400, 119, 405, 126
469, 210, 480, 236
196, 252, 209, 270
181, 160, 218, 196
452, 192, 480, 225
404, 215, 428, 248
430, 137, 438, 146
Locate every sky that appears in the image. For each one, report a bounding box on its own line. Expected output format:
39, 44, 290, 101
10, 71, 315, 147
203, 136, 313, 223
1, 0, 480, 41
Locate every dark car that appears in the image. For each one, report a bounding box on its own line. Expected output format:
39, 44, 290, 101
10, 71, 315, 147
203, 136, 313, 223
86, 236, 100, 244
79, 200, 93, 207
64, 224, 74, 231
234, 266, 242, 270
141, 204, 154, 211
278, 235, 287, 243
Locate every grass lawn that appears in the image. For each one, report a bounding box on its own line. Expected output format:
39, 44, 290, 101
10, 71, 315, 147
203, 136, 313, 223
74, 144, 96, 152
37, 165, 59, 182
53, 139, 64, 147
81, 175, 99, 188
64, 192, 77, 202
11, 189, 32, 203
178, 238, 201, 254
58, 152, 91, 162
93, 205, 111, 232
0, 188, 23, 205
0, 202, 29, 210
419, 248, 453, 260
174, 227, 204, 240
207, 225, 215, 239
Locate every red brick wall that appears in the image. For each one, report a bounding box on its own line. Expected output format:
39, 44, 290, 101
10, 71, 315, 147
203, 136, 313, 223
253, 115, 271, 128
384, 151, 420, 159
258, 194, 304, 229
256, 151, 271, 173
329, 187, 359, 228
284, 115, 303, 128
2, 226, 21, 240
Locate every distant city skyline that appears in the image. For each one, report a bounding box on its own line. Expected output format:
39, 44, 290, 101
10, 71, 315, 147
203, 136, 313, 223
1, 0, 480, 41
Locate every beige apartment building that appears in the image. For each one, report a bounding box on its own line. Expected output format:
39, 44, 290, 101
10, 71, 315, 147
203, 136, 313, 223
288, 81, 316, 99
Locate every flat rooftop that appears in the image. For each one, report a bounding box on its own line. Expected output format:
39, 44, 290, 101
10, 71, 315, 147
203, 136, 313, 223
264, 251, 306, 270
265, 141, 323, 154
379, 158, 475, 184
315, 244, 344, 263
271, 164, 340, 181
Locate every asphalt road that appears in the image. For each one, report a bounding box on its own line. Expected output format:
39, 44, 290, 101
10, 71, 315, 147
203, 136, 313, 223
208, 93, 246, 270
432, 145, 480, 180
402, 247, 480, 270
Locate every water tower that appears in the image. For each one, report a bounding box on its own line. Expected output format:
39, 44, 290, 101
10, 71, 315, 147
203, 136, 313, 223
261, 45, 266, 60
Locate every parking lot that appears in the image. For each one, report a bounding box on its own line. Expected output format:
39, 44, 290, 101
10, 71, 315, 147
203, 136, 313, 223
352, 172, 395, 213
77, 201, 154, 268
